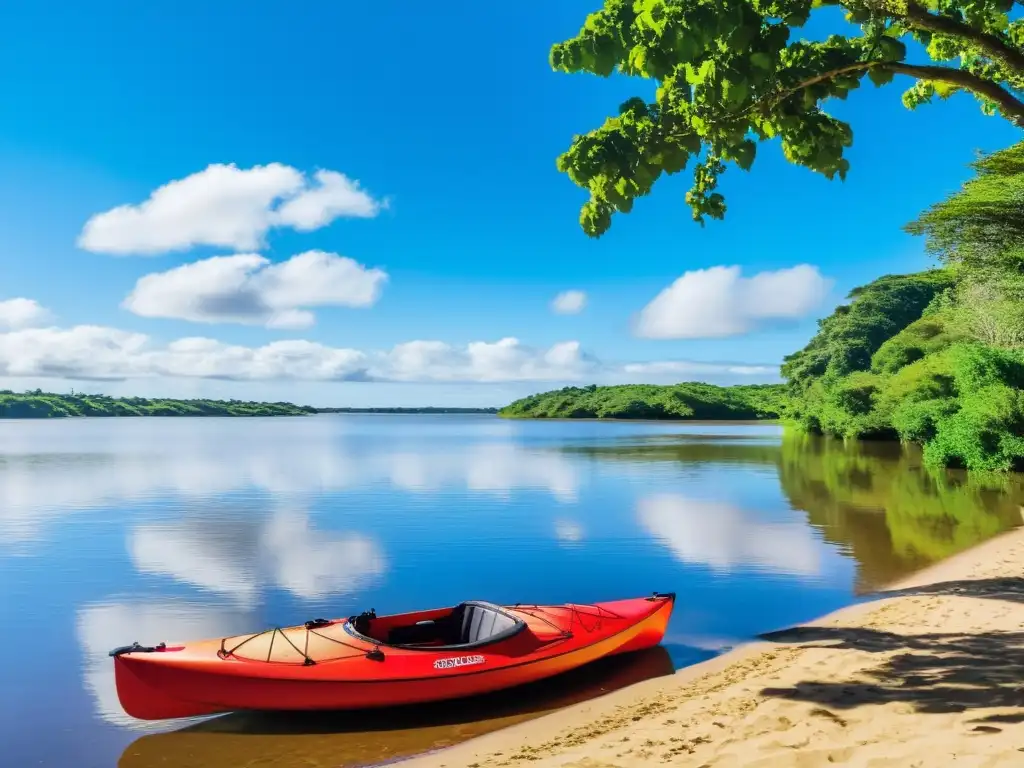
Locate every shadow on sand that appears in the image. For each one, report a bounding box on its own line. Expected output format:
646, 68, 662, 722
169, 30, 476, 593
118, 645, 676, 768
756, 577, 1024, 720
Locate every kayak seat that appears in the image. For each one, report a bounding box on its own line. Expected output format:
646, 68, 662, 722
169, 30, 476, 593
384, 601, 525, 650
456, 602, 519, 645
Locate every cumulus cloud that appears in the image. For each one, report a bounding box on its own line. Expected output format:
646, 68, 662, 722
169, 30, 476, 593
0, 327, 370, 381
123, 251, 387, 328
551, 290, 587, 315
0, 298, 52, 329
636, 494, 822, 576
0, 298, 776, 388
78, 163, 384, 255
382, 337, 596, 382
0, 322, 597, 384
635, 264, 833, 339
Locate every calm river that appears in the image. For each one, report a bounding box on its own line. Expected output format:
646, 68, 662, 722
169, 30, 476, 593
2, 414, 1022, 767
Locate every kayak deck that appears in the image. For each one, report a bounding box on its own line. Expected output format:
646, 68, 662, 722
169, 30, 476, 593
112, 593, 676, 720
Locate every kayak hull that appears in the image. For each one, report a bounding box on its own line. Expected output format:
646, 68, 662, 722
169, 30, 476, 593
112, 594, 675, 720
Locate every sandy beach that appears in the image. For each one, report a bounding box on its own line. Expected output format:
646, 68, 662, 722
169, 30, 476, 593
407, 522, 1024, 768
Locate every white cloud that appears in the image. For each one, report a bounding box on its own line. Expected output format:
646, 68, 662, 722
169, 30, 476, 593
636, 494, 822, 576
551, 290, 587, 315
0, 322, 778, 387
78, 163, 384, 255
0, 299, 775, 388
123, 250, 387, 328
0, 326, 370, 381
0, 298, 52, 329
635, 264, 832, 339
274, 170, 382, 229
382, 337, 596, 383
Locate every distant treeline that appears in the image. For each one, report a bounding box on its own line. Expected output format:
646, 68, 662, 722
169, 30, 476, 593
0, 391, 499, 419
316, 407, 499, 414
0, 391, 316, 418
499, 383, 786, 421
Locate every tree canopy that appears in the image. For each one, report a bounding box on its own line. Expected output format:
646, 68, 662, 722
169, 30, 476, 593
551, 0, 1024, 236
781, 269, 956, 387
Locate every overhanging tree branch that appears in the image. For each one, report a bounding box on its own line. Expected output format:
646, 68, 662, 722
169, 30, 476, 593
884, 62, 1024, 125
763, 61, 1024, 127
897, 2, 1024, 74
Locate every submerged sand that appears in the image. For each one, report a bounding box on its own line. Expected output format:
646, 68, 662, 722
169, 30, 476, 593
408, 521, 1024, 768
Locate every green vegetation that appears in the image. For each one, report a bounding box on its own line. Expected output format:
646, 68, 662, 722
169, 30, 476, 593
552, 0, 1024, 236
499, 382, 786, 420
0, 390, 316, 418
783, 142, 1024, 472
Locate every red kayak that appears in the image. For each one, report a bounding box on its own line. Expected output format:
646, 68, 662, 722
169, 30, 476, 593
111, 592, 676, 720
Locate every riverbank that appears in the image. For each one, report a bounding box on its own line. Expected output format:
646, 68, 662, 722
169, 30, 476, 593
0, 391, 316, 418
408, 516, 1024, 767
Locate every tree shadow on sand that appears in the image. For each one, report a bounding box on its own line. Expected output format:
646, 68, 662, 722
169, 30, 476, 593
756, 577, 1024, 717
877, 576, 1024, 605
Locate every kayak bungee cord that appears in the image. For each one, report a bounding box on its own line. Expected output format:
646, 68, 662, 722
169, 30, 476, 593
217, 619, 371, 666
511, 602, 627, 638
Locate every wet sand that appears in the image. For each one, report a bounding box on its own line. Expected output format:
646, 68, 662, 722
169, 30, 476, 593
408, 523, 1024, 767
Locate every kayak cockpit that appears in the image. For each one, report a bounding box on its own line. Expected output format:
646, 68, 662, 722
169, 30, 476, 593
345, 601, 526, 650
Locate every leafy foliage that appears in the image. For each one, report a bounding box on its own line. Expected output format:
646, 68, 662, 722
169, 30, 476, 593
498, 382, 787, 420
551, 0, 1024, 235
781, 269, 956, 388
783, 300, 1024, 470
0, 391, 316, 418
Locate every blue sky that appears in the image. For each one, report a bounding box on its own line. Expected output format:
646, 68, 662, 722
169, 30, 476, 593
0, 1, 1019, 407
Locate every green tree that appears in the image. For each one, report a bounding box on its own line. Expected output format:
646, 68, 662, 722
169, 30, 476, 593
550, 0, 1024, 236
904, 141, 1024, 348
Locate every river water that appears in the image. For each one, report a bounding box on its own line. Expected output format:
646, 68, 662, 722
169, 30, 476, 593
1, 414, 1021, 767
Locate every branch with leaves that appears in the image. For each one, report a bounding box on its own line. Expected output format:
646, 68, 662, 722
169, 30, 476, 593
551, 0, 1024, 236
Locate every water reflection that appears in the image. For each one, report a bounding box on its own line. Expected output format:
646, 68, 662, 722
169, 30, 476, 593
553, 519, 585, 545
129, 507, 386, 605
636, 494, 823, 577
563, 431, 1024, 590
117, 646, 676, 768
0, 421, 579, 547
3, 417, 1023, 768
